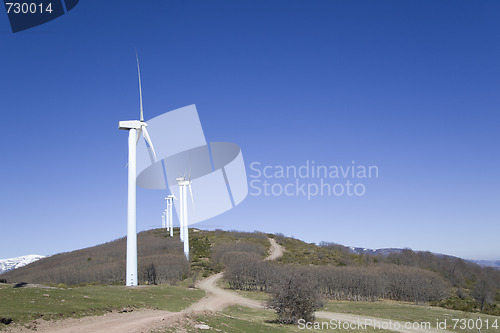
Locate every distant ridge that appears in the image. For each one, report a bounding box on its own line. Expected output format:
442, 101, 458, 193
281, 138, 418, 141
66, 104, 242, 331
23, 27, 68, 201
471, 260, 500, 269
348, 246, 404, 256
0, 255, 45, 274
348, 246, 500, 269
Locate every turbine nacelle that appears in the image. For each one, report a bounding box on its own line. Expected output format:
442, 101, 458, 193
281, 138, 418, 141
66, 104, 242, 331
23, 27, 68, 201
119, 120, 157, 163
119, 120, 145, 130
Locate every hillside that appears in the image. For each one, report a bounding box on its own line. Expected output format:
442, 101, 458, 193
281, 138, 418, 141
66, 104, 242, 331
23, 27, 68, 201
0, 229, 269, 285
2, 229, 499, 289
2, 229, 499, 288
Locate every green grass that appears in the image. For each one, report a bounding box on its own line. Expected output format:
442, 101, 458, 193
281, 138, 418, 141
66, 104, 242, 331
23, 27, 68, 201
434, 297, 500, 316
323, 300, 500, 333
0, 283, 204, 330
275, 236, 356, 266
154, 305, 394, 333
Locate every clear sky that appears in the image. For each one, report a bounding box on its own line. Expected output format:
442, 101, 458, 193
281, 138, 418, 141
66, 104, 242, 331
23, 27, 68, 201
1, 0, 498, 260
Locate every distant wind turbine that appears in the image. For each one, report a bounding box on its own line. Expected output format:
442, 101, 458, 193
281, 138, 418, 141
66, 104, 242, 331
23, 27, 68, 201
165, 195, 175, 237
118, 53, 157, 287
176, 177, 193, 260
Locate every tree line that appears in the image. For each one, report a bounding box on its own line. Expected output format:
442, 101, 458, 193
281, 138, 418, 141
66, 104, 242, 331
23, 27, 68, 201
223, 251, 449, 304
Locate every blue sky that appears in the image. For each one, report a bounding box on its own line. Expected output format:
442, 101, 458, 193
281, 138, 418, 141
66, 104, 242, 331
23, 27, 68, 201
1, 0, 498, 260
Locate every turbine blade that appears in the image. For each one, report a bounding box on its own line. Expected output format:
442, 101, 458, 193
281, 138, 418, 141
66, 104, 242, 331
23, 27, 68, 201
189, 183, 194, 212
135, 128, 142, 145
136, 51, 144, 122
142, 126, 157, 162
188, 151, 192, 180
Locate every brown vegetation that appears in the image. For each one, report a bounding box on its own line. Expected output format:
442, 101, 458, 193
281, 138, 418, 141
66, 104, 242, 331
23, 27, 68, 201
1, 229, 188, 285
267, 268, 324, 324
224, 259, 449, 304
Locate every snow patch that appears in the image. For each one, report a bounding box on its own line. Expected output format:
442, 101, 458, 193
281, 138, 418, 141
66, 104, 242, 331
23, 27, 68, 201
0, 255, 45, 274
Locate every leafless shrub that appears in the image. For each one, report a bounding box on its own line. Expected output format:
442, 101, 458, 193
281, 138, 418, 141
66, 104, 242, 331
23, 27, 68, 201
472, 278, 494, 312
274, 233, 286, 244
143, 263, 157, 285
267, 268, 324, 324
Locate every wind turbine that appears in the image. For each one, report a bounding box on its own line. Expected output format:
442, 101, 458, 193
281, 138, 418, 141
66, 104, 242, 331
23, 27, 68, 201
118, 54, 157, 287
176, 177, 193, 260
176, 177, 185, 243
165, 195, 175, 237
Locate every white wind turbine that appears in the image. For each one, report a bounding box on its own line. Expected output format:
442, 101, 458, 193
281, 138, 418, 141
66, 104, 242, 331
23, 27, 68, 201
165, 195, 175, 237
119, 54, 157, 287
176, 177, 193, 260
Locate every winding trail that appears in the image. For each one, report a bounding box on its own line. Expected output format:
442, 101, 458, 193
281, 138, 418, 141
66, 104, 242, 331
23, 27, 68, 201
5, 309, 185, 333
184, 238, 283, 313
265, 238, 284, 261
6, 238, 451, 333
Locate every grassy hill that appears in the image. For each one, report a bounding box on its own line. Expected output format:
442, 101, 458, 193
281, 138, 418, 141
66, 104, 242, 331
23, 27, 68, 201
0, 229, 270, 286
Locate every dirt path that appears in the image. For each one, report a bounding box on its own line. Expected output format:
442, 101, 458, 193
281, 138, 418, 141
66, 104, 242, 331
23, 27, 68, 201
184, 272, 262, 313
265, 238, 284, 260
184, 238, 284, 313
5, 309, 185, 333
184, 237, 284, 313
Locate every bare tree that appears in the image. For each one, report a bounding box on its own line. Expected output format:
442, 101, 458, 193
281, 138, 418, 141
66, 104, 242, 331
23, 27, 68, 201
471, 278, 493, 312
145, 263, 157, 285
267, 269, 324, 324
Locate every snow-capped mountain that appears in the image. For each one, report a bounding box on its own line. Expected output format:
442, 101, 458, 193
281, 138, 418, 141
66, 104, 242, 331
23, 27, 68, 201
0, 255, 45, 274
348, 246, 404, 256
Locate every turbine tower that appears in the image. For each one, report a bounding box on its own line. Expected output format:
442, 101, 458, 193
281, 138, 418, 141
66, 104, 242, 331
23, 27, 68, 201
176, 177, 193, 260
176, 177, 185, 243
118, 54, 157, 287
165, 195, 175, 237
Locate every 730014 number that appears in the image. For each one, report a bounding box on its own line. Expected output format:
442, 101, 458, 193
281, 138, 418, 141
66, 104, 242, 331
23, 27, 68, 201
452, 318, 498, 330
5, 2, 54, 14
